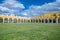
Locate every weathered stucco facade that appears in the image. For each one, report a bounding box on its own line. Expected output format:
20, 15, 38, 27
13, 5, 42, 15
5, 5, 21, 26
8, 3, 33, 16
0, 12, 60, 24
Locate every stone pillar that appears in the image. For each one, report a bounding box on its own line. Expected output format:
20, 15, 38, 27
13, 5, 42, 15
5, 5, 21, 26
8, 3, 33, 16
29, 20, 31, 23
31, 19, 33, 23
12, 18, 14, 23
44, 19, 45, 23
34, 19, 36, 23
17, 18, 18, 23
24, 19, 25, 23
47, 18, 49, 23
22, 19, 24, 23
29, 20, 30, 23
56, 18, 58, 24
40, 19, 42, 23
8, 18, 9, 23
3, 18, 4, 23
21, 19, 22, 23
20, 19, 22, 23
51, 19, 53, 23
38, 19, 39, 23
23, 19, 24, 23
18, 19, 20, 23
19, 19, 21, 23
56, 14, 58, 24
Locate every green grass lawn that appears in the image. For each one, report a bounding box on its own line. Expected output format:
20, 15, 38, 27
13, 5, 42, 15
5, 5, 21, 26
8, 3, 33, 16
0, 23, 60, 40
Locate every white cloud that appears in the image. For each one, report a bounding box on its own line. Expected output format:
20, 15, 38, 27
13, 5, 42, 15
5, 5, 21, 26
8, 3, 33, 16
3, 0, 25, 9
0, 0, 25, 16
21, 0, 60, 17
23, 13, 28, 16
0, 0, 60, 17
56, 0, 60, 2
0, 6, 9, 11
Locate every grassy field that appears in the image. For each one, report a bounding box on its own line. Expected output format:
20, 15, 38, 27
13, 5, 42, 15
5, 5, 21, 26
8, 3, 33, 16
0, 23, 60, 40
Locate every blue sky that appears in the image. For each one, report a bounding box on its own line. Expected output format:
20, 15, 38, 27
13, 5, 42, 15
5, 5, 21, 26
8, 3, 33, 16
0, 0, 60, 17
0, 0, 55, 9
17, 0, 55, 9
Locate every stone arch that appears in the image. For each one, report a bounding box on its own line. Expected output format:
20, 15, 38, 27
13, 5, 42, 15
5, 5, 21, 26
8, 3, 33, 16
4, 18, 8, 23
9, 18, 12, 23
42, 19, 44, 23
18, 19, 20, 23
45, 19, 48, 23
53, 19, 56, 23
13, 18, 17, 23
39, 19, 41, 23
58, 18, 60, 23
49, 19, 52, 23
20, 19, 23, 23
35, 19, 38, 23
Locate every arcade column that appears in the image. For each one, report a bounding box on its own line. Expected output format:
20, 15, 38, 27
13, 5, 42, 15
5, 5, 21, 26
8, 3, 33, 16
51, 19, 53, 23
12, 18, 14, 23
8, 18, 9, 23
56, 14, 58, 24
3, 18, 4, 23
47, 18, 49, 23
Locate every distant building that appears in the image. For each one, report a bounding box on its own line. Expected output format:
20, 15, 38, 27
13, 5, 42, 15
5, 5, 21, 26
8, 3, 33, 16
0, 12, 60, 24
